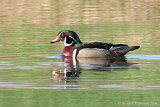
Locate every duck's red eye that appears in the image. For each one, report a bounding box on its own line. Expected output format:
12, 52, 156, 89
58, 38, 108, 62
61, 33, 65, 37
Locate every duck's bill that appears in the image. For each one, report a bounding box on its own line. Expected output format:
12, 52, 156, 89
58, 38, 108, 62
50, 36, 60, 43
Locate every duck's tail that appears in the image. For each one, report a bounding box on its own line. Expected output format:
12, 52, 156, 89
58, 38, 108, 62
111, 46, 140, 56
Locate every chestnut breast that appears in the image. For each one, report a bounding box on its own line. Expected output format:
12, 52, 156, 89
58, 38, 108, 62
62, 46, 75, 57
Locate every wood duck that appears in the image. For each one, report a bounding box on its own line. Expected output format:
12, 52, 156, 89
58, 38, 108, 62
50, 30, 140, 58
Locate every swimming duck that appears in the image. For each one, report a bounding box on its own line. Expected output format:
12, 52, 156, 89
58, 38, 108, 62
50, 30, 140, 58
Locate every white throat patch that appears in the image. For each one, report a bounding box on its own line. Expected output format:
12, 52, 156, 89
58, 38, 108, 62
64, 37, 74, 46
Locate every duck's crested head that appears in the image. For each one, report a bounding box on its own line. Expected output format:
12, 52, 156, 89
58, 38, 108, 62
51, 30, 82, 46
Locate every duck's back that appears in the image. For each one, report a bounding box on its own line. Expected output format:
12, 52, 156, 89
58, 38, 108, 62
74, 42, 139, 58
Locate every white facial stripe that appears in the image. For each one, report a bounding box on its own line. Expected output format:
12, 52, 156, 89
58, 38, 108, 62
69, 36, 81, 44
58, 32, 63, 36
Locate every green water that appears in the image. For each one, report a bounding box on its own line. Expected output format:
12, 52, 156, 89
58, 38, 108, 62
0, 0, 160, 107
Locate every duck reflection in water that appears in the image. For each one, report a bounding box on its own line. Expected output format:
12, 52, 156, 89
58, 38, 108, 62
52, 56, 81, 80
51, 56, 137, 80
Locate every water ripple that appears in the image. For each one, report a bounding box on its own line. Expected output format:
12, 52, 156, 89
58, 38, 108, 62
126, 55, 160, 60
